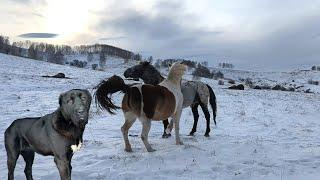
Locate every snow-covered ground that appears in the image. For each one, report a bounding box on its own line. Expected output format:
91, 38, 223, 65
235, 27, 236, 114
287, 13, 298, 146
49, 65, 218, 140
213, 67, 320, 93
1, 53, 320, 180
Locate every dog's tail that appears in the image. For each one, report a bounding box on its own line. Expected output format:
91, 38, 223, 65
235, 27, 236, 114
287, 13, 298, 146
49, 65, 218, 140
206, 84, 217, 125
94, 75, 129, 114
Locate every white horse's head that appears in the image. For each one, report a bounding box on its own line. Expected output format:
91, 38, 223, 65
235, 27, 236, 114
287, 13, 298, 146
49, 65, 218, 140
167, 62, 187, 84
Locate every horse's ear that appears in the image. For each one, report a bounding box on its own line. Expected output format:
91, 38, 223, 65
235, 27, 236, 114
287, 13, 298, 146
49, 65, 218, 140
141, 61, 150, 66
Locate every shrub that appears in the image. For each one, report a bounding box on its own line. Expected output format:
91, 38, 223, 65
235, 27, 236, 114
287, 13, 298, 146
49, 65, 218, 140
260, 85, 271, 90
228, 79, 235, 84
308, 79, 319, 85
228, 84, 244, 90
70, 59, 87, 68
213, 71, 224, 79
192, 64, 213, 78
253, 85, 261, 90
92, 64, 98, 70
218, 80, 224, 85
272, 85, 287, 91
244, 78, 253, 87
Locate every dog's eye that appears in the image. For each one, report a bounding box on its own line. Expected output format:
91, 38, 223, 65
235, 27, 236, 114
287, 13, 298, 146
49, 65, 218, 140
80, 94, 86, 101
67, 97, 74, 104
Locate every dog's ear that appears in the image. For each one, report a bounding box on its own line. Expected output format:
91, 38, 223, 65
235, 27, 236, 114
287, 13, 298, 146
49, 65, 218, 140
59, 93, 65, 106
84, 89, 92, 102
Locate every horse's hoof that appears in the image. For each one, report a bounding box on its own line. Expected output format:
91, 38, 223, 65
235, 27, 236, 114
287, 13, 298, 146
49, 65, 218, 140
124, 148, 133, 152
162, 133, 171, 138
176, 141, 184, 145
204, 134, 210, 137
189, 132, 195, 136
147, 148, 156, 152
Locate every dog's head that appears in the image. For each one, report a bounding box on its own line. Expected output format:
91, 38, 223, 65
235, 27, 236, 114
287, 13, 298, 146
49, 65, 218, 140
59, 89, 92, 129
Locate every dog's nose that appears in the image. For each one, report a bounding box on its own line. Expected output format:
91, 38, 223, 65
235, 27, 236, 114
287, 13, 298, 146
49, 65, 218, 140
77, 108, 85, 116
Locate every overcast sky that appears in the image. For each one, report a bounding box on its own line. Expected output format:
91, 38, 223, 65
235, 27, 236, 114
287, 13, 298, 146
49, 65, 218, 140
1, 0, 320, 70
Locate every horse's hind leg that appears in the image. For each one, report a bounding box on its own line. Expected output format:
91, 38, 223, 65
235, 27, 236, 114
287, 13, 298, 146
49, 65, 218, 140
21, 150, 35, 180
200, 103, 211, 137
162, 119, 171, 138
121, 112, 137, 152
141, 119, 155, 152
189, 103, 199, 136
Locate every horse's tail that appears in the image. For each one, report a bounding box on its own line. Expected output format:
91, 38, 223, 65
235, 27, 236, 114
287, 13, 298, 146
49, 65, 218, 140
206, 84, 217, 125
94, 75, 129, 114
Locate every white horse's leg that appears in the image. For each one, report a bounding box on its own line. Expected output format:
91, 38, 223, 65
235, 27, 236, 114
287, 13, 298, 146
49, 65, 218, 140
140, 118, 155, 152
121, 112, 137, 152
173, 109, 183, 145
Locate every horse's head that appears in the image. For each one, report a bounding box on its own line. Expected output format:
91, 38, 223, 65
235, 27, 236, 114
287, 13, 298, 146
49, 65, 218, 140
124, 61, 161, 85
167, 62, 187, 84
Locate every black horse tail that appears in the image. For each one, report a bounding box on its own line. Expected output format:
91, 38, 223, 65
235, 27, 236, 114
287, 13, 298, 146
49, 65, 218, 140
206, 84, 217, 125
94, 75, 129, 114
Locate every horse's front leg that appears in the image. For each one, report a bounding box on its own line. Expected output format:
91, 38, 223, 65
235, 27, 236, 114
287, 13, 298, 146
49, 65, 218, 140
162, 119, 171, 138
141, 119, 155, 152
173, 109, 183, 145
122, 112, 137, 152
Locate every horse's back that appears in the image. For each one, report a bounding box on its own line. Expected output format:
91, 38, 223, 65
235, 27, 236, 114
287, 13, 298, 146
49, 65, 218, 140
141, 84, 176, 120
182, 81, 209, 105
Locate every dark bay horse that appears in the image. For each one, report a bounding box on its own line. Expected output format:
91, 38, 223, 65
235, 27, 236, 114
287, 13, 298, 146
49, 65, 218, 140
124, 61, 217, 137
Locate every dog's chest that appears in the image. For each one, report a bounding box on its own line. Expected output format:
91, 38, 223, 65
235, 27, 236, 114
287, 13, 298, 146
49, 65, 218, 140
71, 141, 82, 153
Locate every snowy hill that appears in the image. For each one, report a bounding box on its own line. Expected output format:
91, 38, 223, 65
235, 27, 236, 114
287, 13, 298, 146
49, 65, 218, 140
1, 53, 320, 180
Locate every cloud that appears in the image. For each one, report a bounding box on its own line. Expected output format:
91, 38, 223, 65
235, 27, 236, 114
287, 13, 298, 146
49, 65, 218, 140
5, 0, 320, 70
18, 33, 58, 38
99, 36, 127, 41
31, 12, 44, 18
96, 0, 320, 70
11, 0, 31, 4
97, 1, 223, 59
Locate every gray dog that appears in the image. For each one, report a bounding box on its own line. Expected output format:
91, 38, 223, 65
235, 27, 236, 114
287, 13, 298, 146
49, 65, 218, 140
4, 89, 92, 180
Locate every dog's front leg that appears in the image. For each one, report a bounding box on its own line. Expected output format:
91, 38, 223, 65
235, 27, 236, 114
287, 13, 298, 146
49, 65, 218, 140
54, 157, 71, 180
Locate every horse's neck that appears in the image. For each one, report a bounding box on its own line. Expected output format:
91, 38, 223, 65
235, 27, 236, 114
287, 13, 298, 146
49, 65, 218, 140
166, 75, 182, 85
160, 79, 183, 113
160, 79, 181, 92
142, 72, 165, 85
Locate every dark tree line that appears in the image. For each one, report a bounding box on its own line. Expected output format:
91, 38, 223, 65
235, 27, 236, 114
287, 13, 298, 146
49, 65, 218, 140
74, 44, 140, 60
1, 35, 142, 65
192, 63, 224, 79
158, 59, 197, 68
219, 62, 234, 69
28, 43, 71, 64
